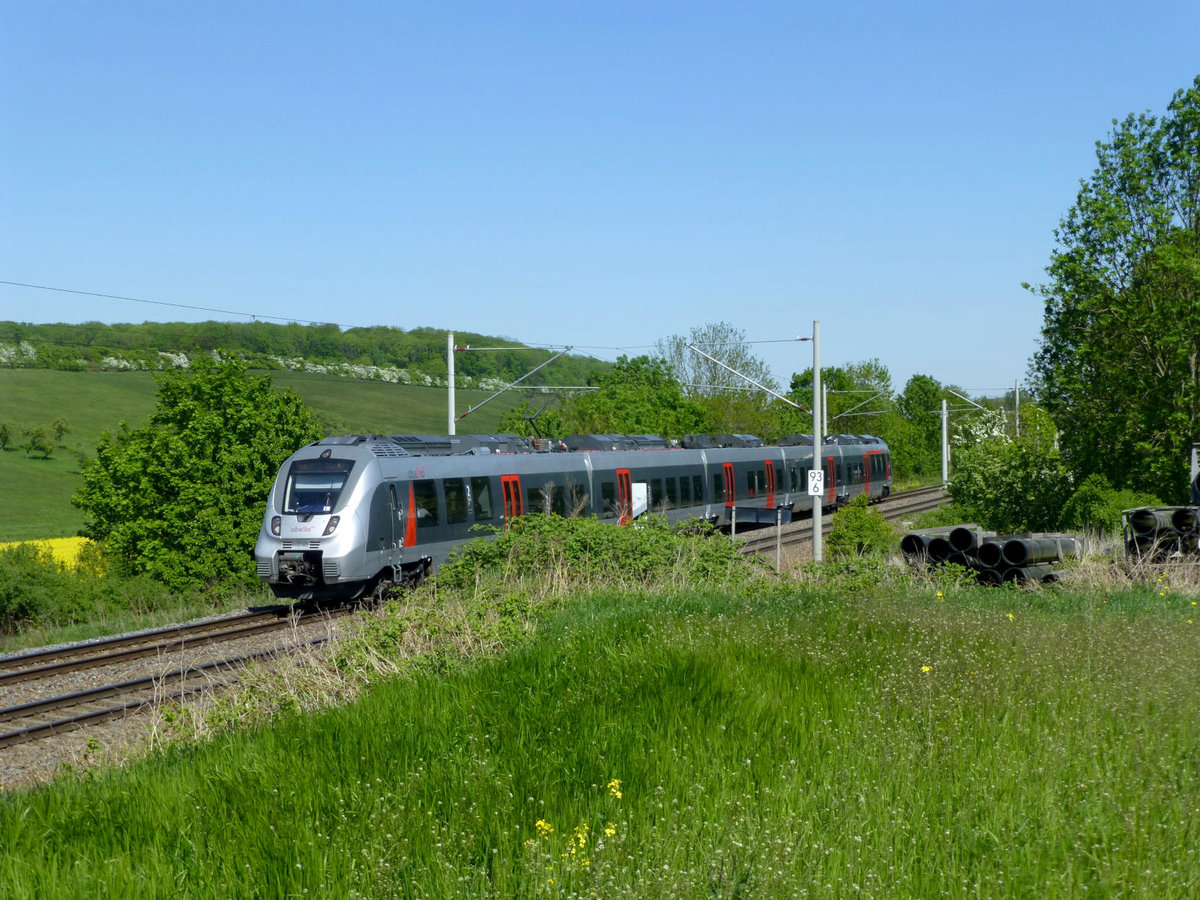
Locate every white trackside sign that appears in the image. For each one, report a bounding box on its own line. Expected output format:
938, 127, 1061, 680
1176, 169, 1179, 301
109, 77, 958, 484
807, 470, 825, 496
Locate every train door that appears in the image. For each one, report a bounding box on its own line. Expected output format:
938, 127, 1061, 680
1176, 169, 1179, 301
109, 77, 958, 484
616, 468, 632, 525
764, 460, 776, 507
501, 474, 523, 529
864, 450, 880, 498
825, 456, 836, 505
722, 462, 735, 508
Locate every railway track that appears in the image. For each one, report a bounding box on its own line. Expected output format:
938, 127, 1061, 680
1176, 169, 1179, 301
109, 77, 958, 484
736, 484, 947, 558
0, 605, 351, 749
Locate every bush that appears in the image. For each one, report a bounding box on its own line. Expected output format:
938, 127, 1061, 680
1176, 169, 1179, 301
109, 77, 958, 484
826, 494, 896, 559
0, 542, 186, 636
1059, 474, 1162, 535
435, 514, 752, 597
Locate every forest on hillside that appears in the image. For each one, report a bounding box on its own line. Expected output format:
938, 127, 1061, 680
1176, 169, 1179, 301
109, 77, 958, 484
0, 320, 605, 388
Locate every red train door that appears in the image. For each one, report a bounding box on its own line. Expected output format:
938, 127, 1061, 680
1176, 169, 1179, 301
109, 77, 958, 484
616, 468, 632, 525
765, 460, 776, 507
722, 462, 735, 508
825, 457, 836, 504
501, 474, 523, 529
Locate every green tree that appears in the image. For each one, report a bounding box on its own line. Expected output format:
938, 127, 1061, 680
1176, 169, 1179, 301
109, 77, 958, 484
561, 356, 709, 438
497, 399, 567, 440
51, 417, 70, 444
24, 427, 55, 459
0, 421, 12, 451
73, 356, 322, 590
947, 406, 1074, 533
1030, 77, 1200, 501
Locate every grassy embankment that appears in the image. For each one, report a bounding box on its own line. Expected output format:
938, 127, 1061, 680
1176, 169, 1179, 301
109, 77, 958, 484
0, 368, 518, 542
2, 517, 1199, 897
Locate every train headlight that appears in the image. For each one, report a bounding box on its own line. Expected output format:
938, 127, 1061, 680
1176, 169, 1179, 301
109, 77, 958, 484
323, 515, 340, 536
271, 516, 281, 536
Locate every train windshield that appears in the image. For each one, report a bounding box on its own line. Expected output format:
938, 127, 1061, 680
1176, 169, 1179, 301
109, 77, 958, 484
283, 458, 356, 514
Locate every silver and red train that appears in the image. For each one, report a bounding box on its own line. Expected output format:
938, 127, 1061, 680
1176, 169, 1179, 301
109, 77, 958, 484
253, 432, 891, 600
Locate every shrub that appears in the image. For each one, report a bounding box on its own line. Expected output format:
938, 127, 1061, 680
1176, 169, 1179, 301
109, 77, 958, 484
435, 514, 752, 597
826, 493, 896, 559
1059, 474, 1162, 535
0, 541, 187, 636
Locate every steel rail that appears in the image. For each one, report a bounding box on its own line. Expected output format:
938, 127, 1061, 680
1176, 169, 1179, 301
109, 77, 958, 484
0, 613, 302, 688
0, 608, 291, 676
0, 638, 329, 749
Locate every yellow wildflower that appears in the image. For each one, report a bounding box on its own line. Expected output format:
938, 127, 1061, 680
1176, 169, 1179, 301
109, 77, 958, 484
921, 665, 932, 674
608, 779, 623, 799
535, 819, 554, 839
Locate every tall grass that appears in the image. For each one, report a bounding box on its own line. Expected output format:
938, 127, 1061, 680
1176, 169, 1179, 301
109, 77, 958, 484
3, 574, 1199, 897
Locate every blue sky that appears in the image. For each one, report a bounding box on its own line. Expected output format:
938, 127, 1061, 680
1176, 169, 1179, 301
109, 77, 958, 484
2, 1, 1195, 397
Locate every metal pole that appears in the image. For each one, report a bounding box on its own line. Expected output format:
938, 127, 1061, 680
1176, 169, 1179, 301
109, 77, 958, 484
730, 506, 737, 538
776, 507, 782, 573
812, 320, 822, 563
1014, 380, 1020, 439
448, 332, 456, 435
823, 385, 828, 435
941, 398, 949, 484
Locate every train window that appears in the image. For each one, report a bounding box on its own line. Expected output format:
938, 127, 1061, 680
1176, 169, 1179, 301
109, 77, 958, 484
601, 481, 617, 518
748, 470, 765, 497
413, 480, 439, 528
444, 478, 467, 524
568, 480, 587, 516
693, 474, 704, 503
527, 485, 566, 516
679, 475, 691, 506
665, 477, 677, 507
713, 472, 724, 503
472, 477, 493, 520
651, 478, 664, 508
283, 458, 355, 514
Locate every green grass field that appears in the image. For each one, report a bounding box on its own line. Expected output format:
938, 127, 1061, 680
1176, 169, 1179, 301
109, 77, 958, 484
2, 581, 1198, 897
0, 369, 519, 542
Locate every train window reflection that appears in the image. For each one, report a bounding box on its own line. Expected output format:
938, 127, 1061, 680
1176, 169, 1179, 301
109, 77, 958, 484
445, 478, 468, 524
472, 477, 493, 520
601, 481, 617, 518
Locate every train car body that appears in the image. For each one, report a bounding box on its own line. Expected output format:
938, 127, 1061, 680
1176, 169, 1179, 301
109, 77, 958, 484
253, 432, 891, 600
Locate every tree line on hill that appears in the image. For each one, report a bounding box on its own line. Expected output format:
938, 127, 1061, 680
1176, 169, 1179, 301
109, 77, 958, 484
0, 320, 605, 388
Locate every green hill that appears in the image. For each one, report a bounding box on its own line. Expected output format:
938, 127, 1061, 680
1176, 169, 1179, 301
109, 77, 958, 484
0, 368, 522, 542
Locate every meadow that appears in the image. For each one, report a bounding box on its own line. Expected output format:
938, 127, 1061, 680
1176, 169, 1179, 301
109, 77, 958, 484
0, 369, 517, 542
2, 569, 1198, 898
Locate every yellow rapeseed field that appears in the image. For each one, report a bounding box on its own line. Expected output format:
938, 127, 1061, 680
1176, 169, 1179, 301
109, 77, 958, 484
0, 536, 92, 568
